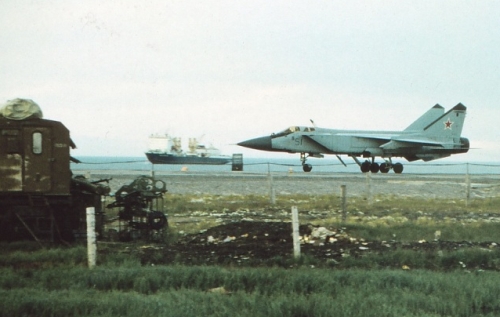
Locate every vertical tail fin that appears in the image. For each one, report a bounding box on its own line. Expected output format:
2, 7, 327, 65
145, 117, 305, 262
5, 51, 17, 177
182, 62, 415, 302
423, 103, 467, 139
404, 104, 445, 131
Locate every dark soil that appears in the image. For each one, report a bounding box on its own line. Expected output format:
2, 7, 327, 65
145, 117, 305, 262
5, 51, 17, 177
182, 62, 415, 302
136, 221, 499, 269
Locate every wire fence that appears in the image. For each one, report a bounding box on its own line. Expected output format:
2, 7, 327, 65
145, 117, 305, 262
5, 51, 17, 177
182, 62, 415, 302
71, 158, 500, 175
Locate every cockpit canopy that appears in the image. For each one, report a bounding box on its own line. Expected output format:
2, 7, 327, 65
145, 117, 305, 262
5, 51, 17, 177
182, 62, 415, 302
271, 126, 315, 138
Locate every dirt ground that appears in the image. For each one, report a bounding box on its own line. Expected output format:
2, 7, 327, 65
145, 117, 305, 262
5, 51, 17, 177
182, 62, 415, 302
93, 171, 500, 267
134, 220, 497, 267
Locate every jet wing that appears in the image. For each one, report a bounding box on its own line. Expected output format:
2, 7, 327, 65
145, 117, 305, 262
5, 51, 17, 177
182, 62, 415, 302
380, 138, 447, 150
337, 133, 448, 149
337, 133, 393, 142
302, 134, 335, 153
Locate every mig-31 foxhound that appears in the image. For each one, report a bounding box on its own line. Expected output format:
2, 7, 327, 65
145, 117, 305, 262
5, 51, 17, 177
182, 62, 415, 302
238, 104, 469, 173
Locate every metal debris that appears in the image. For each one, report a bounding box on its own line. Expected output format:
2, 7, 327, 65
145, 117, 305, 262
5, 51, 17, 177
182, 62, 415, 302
207, 287, 232, 295
107, 176, 168, 240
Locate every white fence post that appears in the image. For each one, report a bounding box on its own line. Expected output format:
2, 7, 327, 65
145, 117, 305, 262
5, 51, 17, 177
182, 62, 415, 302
365, 172, 372, 205
340, 185, 347, 223
465, 163, 471, 207
86, 207, 97, 269
268, 173, 276, 205
291, 206, 301, 258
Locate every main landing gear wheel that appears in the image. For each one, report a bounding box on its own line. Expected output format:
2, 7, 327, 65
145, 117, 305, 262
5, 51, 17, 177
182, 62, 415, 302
379, 163, 390, 173
360, 161, 381, 173
302, 164, 312, 172
370, 162, 380, 173
361, 161, 371, 173
359, 159, 404, 174
393, 162, 404, 174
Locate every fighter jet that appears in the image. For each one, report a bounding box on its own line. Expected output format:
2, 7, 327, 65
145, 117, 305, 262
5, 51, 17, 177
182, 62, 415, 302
238, 104, 469, 173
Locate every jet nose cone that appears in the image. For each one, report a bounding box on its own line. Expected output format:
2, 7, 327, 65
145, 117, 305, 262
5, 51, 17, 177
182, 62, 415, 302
237, 136, 272, 151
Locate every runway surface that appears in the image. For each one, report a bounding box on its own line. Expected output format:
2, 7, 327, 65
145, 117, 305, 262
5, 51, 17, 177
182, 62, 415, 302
81, 170, 500, 199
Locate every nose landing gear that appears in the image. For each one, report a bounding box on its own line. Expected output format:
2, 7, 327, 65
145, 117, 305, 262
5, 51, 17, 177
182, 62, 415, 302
300, 153, 313, 172
302, 164, 313, 172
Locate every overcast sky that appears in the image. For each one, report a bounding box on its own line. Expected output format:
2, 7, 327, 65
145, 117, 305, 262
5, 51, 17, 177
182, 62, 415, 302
1, 1, 499, 162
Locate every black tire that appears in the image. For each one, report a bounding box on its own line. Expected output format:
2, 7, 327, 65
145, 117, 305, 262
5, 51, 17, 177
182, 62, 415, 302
380, 163, 390, 173
303, 164, 313, 172
361, 161, 371, 173
393, 163, 404, 174
148, 211, 168, 230
370, 162, 380, 173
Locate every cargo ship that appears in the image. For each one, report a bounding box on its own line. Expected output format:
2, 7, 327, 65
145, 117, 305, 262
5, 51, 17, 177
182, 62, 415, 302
145, 134, 231, 165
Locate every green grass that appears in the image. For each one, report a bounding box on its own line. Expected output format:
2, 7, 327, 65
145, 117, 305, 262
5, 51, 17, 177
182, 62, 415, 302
338, 248, 500, 271
2, 194, 500, 316
331, 222, 500, 242
1, 264, 500, 316
163, 194, 500, 240
162, 194, 500, 215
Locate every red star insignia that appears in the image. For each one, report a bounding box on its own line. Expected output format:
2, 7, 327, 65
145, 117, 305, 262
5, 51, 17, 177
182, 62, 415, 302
444, 118, 453, 129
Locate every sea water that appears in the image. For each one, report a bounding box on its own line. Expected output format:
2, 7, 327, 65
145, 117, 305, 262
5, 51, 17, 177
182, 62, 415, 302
71, 156, 500, 175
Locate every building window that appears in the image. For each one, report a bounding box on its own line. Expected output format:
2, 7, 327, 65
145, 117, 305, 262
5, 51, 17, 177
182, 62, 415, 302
32, 132, 42, 154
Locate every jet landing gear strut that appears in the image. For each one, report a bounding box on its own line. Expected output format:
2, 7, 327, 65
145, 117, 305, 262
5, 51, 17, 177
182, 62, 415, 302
354, 157, 404, 174
300, 153, 313, 172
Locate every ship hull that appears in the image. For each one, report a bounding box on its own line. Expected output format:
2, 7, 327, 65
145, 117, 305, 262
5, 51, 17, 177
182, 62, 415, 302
146, 152, 230, 165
